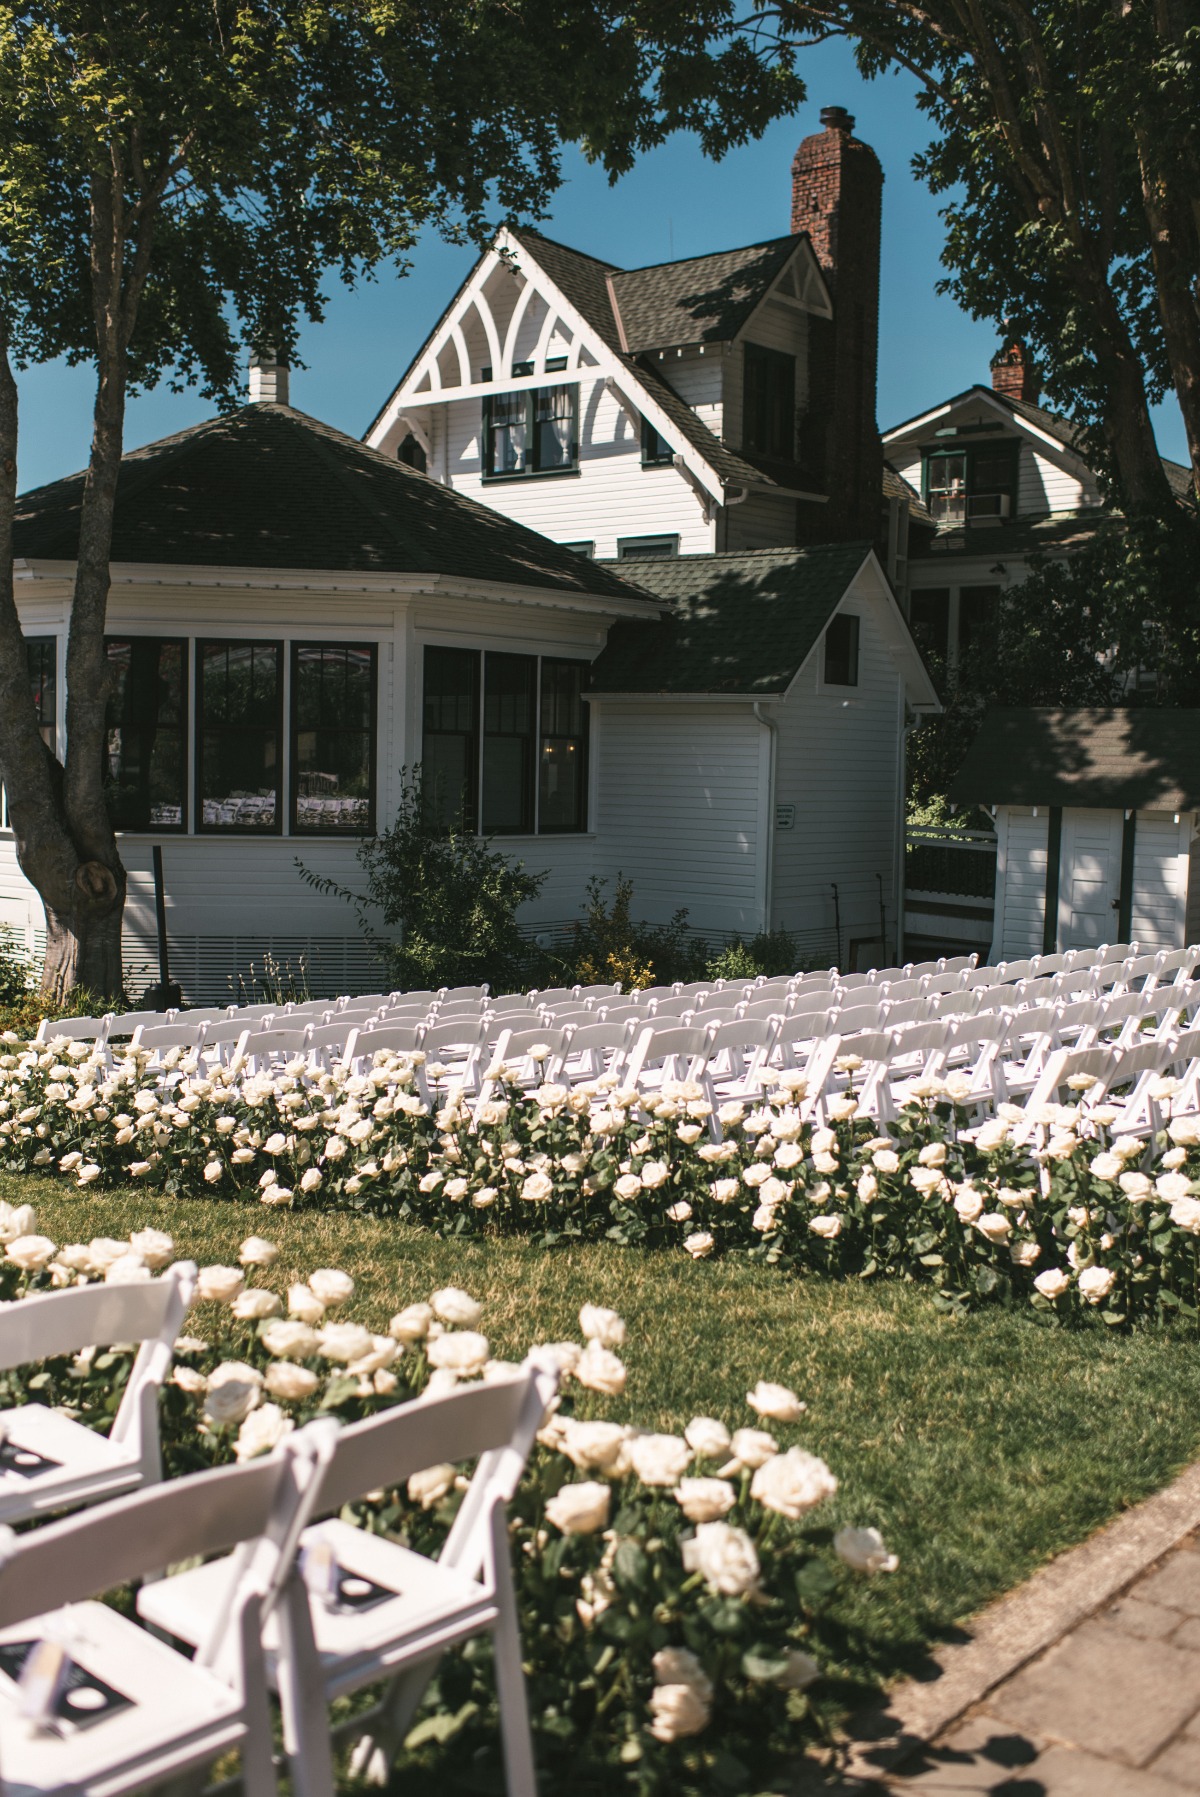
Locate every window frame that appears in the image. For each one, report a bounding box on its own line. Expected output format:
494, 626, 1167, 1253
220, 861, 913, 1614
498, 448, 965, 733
616, 534, 679, 562
921, 439, 1020, 525
421, 645, 481, 834
537, 658, 589, 835
641, 416, 674, 467
481, 382, 580, 481
742, 341, 797, 461
288, 641, 378, 837
195, 637, 285, 836
821, 612, 861, 689
102, 634, 189, 833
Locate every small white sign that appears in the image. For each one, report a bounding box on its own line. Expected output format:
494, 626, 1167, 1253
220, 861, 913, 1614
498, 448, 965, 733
775, 804, 795, 831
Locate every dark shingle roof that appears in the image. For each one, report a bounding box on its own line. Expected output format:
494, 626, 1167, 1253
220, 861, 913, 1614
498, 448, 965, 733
951, 707, 1200, 809
884, 460, 933, 527
13, 403, 648, 603
609, 237, 804, 352
588, 543, 870, 695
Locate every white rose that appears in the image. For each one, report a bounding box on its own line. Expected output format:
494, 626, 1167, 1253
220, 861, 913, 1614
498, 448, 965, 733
871, 1149, 900, 1174
521, 1171, 554, 1203
1033, 1268, 1070, 1301
318, 1321, 377, 1364
685, 1416, 731, 1459
827, 1097, 858, 1122
975, 1212, 1011, 1243
674, 1477, 737, 1522
808, 1214, 843, 1240
640, 1160, 669, 1190
545, 1481, 611, 1535
857, 1172, 879, 1203
172, 1365, 207, 1395
973, 1119, 1010, 1152
1089, 1152, 1123, 1182
426, 1330, 490, 1377
665, 1200, 693, 1223
648, 1681, 710, 1744
747, 1380, 806, 1423
1011, 1240, 1041, 1267
0, 1203, 36, 1245
750, 1446, 838, 1519
575, 1341, 627, 1396
203, 1361, 264, 1427
264, 1361, 320, 1401
1168, 1116, 1200, 1147
129, 1228, 174, 1269
288, 1284, 326, 1325
652, 1645, 712, 1697
614, 1173, 643, 1201
389, 1302, 434, 1343
106, 1254, 151, 1284
727, 1426, 778, 1470
430, 1287, 483, 1328
834, 1525, 899, 1574
308, 1268, 354, 1306
234, 1402, 293, 1462
5, 1234, 57, 1272
559, 1419, 631, 1473
684, 1231, 715, 1259
953, 1185, 984, 1225
261, 1320, 321, 1359
1171, 1196, 1200, 1234
628, 1433, 691, 1488
299, 1168, 323, 1193
918, 1141, 947, 1167
89, 1236, 133, 1270
909, 1166, 944, 1196
681, 1521, 760, 1595
710, 1178, 741, 1204
196, 1265, 245, 1304
347, 1336, 398, 1378
232, 1288, 283, 1321
408, 1463, 456, 1509
1077, 1265, 1116, 1305
237, 1236, 279, 1267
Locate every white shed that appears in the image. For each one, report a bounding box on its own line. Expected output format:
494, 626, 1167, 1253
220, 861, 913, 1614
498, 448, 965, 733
951, 707, 1200, 958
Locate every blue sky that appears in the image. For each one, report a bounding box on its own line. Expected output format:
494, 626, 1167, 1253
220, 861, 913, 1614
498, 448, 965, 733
13, 37, 1187, 494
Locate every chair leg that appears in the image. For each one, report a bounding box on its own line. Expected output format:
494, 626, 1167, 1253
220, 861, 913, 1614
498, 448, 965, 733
489, 1509, 537, 1797
275, 1574, 336, 1797
346, 1657, 439, 1785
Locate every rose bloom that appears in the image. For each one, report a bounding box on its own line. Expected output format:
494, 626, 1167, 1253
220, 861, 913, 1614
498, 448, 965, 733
975, 1212, 1011, 1243
1010, 1240, 1041, 1267
674, 1477, 737, 1523
545, 1481, 611, 1535
918, 1141, 947, 1167
308, 1268, 354, 1306
684, 1231, 715, 1259
234, 1402, 293, 1462
521, 1171, 554, 1203
685, 1416, 732, 1459
648, 1681, 711, 1745
1034, 1267, 1071, 1301
1170, 1196, 1200, 1235
579, 1303, 625, 1348
288, 1284, 326, 1325
908, 1166, 944, 1197
747, 1380, 806, 1423
232, 1288, 283, 1322
681, 1520, 760, 1596
575, 1341, 627, 1397
6, 1234, 57, 1272
665, 1200, 693, 1224
261, 1320, 321, 1360
265, 1361, 320, 1402
238, 1236, 279, 1267
559, 1419, 630, 1473
628, 1432, 691, 1488
1089, 1152, 1123, 1182
710, 1178, 741, 1204
203, 1361, 264, 1427
834, 1525, 899, 1574
389, 1302, 433, 1343
129, 1228, 174, 1269
953, 1186, 984, 1225
426, 1330, 490, 1378
857, 1172, 878, 1202
1078, 1265, 1117, 1305
653, 1646, 712, 1700
172, 1365, 207, 1395
871, 1149, 900, 1175
318, 1322, 377, 1365
1168, 1116, 1200, 1147
808, 1214, 843, 1240
195, 1265, 245, 1304
408, 1463, 456, 1509
750, 1447, 838, 1519
727, 1426, 778, 1470
613, 1173, 642, 1201
431, 1287, 483, 1328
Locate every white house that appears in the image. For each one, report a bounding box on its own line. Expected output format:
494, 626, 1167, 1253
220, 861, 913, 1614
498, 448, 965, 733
1, 385, 937, 999
951, 708, 1200, 957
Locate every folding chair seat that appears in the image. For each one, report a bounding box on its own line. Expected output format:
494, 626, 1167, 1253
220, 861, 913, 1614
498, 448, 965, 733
0, 1422, 337, 1797
33, 1014, 112, 1047
140, 1368, 556, 1797
559, 1019, 638, 1086
0, 1262, 197, 1525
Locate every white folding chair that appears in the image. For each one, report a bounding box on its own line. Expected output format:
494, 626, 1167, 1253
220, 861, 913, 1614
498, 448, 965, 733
32, 1015, 112, 1047
1012, 1044, 1117, 1141
342, 1022, 428, 1075
1106, 1029, 1200, 1138
473, 1026, 573, 1119
559, 1018, 638, 1087
702, 1018, 781, 1115
0, 1262, 197, 1525
240, 1028, 318, 1075
140, 1367, 556, 1797
624, 1023, 714, 1100
136, 1020, 209, 1061
0, 1421, 338, 1797
415, 1018, 492, 1099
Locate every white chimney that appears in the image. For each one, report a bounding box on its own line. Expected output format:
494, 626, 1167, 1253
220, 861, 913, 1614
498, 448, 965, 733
248, 352, 289, 406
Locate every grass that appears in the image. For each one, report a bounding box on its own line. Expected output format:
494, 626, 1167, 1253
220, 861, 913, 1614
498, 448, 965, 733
12, 1170, 1200, 1697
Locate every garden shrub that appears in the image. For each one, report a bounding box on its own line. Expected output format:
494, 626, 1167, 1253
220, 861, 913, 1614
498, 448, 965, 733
569, 875, 706, 990
705, 930, 802, 984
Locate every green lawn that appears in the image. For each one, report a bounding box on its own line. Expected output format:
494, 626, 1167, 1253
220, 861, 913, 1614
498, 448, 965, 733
14, 1168, 1200, 1704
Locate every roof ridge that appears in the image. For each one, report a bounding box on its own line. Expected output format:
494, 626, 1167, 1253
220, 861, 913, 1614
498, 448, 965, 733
612, 233, 802, 280
509, 224, 624, 275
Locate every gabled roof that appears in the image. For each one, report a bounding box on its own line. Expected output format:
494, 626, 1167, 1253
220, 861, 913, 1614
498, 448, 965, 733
13, 403, 649, 603
609, 236, 807, 352
951, 707, 1200, 810
587, 543, 872, 695
884, 460, 933, 528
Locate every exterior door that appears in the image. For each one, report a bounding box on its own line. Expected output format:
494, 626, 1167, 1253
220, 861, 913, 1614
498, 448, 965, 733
1058, 808, 1124, 949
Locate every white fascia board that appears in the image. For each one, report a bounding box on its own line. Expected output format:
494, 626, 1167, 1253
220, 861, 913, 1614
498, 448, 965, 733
885, 388, 1084, 468
366, 243, 507, 443
733, 241, 833, 342
587, 691, 771, 705
783, 550, 941, 712
881, 398, 956, 443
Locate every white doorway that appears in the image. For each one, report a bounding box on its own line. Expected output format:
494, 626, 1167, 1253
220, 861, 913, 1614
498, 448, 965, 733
1058, 809, 1124, 949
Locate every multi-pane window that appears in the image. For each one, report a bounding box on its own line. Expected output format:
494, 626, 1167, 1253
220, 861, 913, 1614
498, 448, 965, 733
483, 384, 578, 478
291, 644, 377, 833
104, 638, 187, 829
923, 443, 1019, 525
25, 638, 56, 750
743, 343, 796, 460
197, 641, 283, 831
823, 613, 860, 687
421, 647, 589, 835
641, 417, 673, 466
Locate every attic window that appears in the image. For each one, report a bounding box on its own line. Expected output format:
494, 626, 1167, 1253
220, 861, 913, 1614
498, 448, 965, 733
823, 614, 860, 688
483, 384, 578, 479
924, 443, 1018, 526
641, 418, 674, 467
743, 342, 796, 460
617, 535, 678, 561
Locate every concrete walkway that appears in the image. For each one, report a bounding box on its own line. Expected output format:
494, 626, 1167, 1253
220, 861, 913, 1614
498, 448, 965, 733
799, 1462, 1200, 1795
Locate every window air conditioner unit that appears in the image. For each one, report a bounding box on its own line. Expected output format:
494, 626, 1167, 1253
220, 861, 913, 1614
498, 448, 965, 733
968, 492, 1011, 520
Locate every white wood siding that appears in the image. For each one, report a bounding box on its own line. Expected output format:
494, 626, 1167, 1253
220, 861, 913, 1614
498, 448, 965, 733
771, 588, 901, 959
1131, 812, 1189, 951
994, 807, 1049, 958
888, 423, 1101, 519
591, 702, 764, 937
438, 383, 714, 560
666, 349, 723, 438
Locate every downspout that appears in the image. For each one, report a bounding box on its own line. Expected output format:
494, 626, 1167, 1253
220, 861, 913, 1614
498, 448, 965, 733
753, 702, 778, 936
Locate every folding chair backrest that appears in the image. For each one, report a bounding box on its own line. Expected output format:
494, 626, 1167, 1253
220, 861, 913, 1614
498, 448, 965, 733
0, 1261, 197, 1369
927, 989, 979, 1018
352, 1023, 427, 1058
877, 978, 922, 1003
205, 1019, 262, 1046
995, 958, 1037, 984
486, 995, 537, 1017
576, 983, 621, 1002
880, 996, 927, 1026
243, 1028, 314, 1062
440, 985, 489, 1003
736, 994, 796, 1022
947, 1012, 1010, 1047
644, 994, 700, 1019
562, 1019, 635, 1060
305, 1023, 359, 1051
138, 1021, 207, 1053
835, 1001, 886, 1034
34, 1014, 110, 1044
706, 1018, 779, 1053
922, 971, 967, 996
422, 1018, 489, 1054
971, 988, 1012, 1015
105, 1009, 172, 1040
490, 1025, 571, 1070
841, 1029, 898, 1065
939, 954, 978, 973
836, 972, 874, 992
531, 988, 580, 1006
889, 1018, 950, 1055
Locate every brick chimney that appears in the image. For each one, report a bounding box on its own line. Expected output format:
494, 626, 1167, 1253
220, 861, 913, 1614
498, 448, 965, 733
991, 335, 1040, 406
790, 106, 883, 542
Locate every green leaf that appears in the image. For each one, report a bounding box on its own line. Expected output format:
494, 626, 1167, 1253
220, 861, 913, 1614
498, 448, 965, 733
613, 1539, 649, 1593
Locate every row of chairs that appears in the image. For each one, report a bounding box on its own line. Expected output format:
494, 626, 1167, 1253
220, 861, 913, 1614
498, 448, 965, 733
0, 1270, 553, 1797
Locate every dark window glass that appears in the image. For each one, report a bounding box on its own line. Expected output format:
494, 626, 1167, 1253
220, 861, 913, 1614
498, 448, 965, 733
743, 343, 796, 460
958, 585, 1001, 661
483, 385, 578, 478
26, 639, 56, 749
908, 589, 950, 664
482, 653, 535, 834
641, 417, 673, 465
924, 443, 1018, 524
422, 647, 479, 830
197, 641, 282, 831
104, 639, 187, 830
291, 644, 376, 833
823, 613, 860, 687
397, 433, 427, 472
561, 541, 594, 558
539, 660, 588, 832
617, 536, 678, 561
925, 450, 967, 525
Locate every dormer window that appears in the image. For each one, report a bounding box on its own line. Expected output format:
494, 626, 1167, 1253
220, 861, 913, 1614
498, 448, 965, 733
483, 383, 578, 479
743, 343, 796, 460
641, 417, 674, 466
923, 442, 1019, 526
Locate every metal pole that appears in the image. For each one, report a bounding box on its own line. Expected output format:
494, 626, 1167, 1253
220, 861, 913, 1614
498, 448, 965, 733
152, 845, 171, 1006
831, 882, 842, 972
